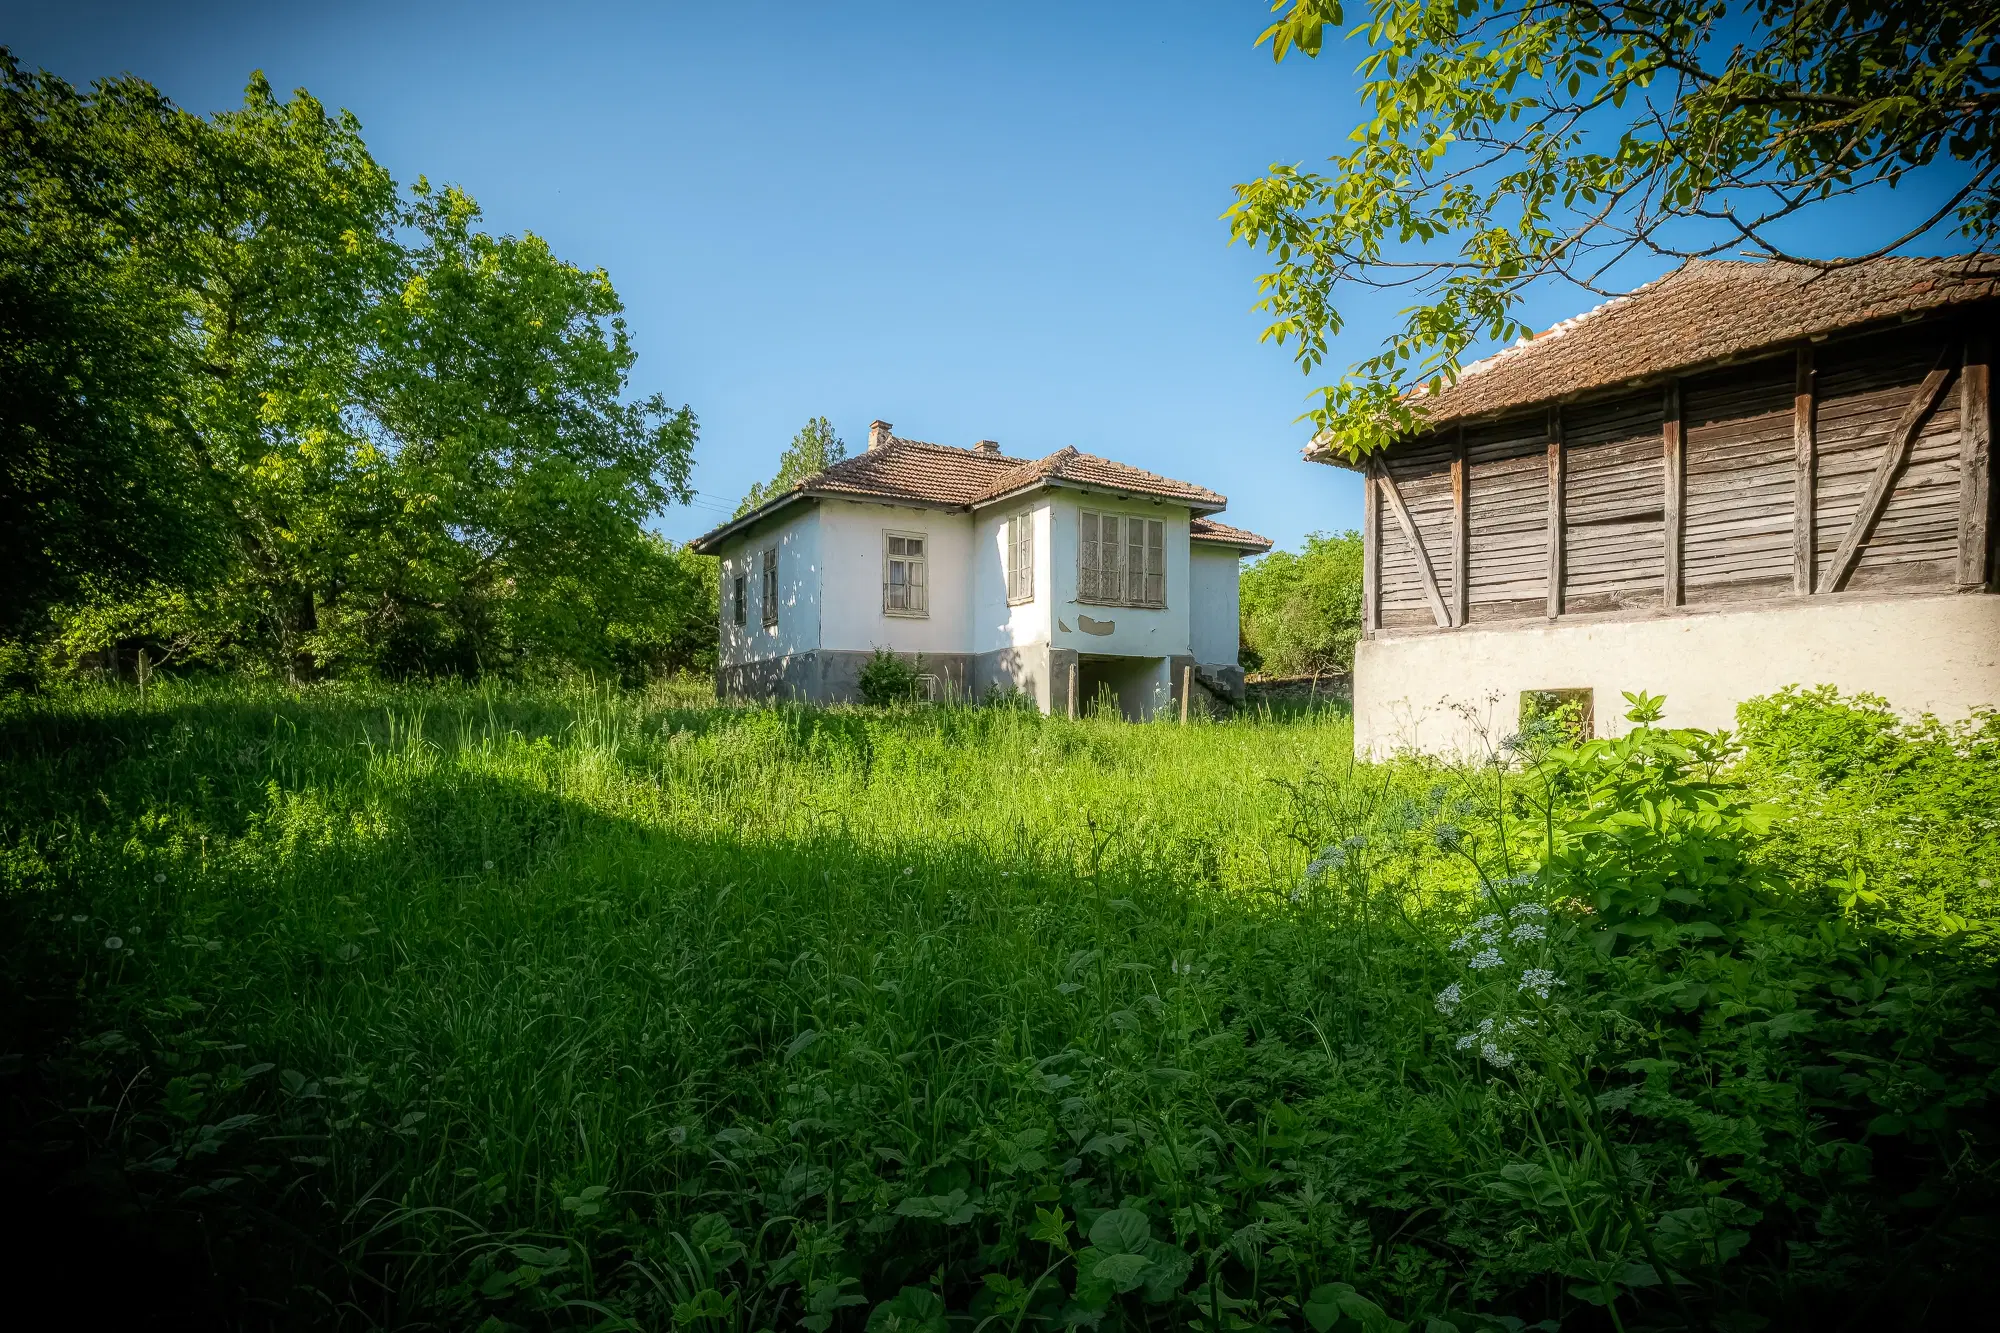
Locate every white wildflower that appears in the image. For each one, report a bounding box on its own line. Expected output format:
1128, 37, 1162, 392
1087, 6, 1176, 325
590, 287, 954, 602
1509, 902, 1548, 919
1449, 932, 1477, 952
1434, 983, 1464, 1014
1468, 948, 1505, 971
484, 860, 494, 871
1508, 922, 1547, 943
154, 873, 166, 884
1455, 1033, 1477, 1050
104, 936, 124, 951
1480, 1042, 1515, 1069
1518, 968, 1565, 999
1474, 914, 1503, 932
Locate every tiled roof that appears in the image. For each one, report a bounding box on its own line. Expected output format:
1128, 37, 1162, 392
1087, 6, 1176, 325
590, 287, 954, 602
1308, 254, 1999, 462
1189, 516, 1273, 552
690, 433, 1230, 551
972, 446, 1226, 508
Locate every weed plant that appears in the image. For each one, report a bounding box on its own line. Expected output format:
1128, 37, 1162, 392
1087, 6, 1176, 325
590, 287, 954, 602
0, 681, 1994, 1331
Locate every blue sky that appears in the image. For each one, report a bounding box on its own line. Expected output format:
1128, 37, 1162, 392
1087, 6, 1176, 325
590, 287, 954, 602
5, 2, 1979, 551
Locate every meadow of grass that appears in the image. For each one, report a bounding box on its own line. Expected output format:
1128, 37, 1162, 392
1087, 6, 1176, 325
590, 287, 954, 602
1, 681, 1996, 1332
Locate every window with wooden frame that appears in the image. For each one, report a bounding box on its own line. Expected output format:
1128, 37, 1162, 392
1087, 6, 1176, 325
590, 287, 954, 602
883, 531, 928, 616
1005, 513, 1034, 604
1078, 511, 1165, 607
731, 574, 746, 626
760, 546, 779, 627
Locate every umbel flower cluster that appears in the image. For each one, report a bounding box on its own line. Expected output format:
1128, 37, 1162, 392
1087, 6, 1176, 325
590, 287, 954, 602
1437, 901, 1565, 1068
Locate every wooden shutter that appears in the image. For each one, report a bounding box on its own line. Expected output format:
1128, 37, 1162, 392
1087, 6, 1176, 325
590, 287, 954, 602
1101, 515, 1123, 603
1080, 511, 1100, 600
1144, 520, 1164, 605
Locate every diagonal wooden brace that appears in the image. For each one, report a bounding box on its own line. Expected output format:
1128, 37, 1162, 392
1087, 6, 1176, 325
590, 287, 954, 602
1821, 354, 1955, 593
1376, 463, 1453, 627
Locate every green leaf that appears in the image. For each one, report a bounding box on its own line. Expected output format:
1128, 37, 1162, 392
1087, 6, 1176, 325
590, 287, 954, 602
1087, 1207, 1151, 1254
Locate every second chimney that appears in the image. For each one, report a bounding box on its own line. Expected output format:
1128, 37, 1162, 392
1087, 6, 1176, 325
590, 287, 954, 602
973, 439, 1000, 454
868, 420, 893, 450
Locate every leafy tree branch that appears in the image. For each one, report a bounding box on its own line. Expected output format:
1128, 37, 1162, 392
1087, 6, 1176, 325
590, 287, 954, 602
1227, 0, 1999, 457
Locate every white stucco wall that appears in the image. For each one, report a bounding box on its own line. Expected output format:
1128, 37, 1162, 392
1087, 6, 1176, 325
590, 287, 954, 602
973, 501, 1052, 653
1046, 492, 1192, 660
717, 503, 821, 666
1354, 591, 2000, 759
815, 501, 974, 655
1188, 545, 1244, 666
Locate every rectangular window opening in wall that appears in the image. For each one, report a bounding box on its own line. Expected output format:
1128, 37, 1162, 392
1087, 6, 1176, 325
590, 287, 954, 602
760, 547, 779, 627
731, 574, 746, 627
1006, 513, 1034, 604
1520, 688, 1594, 742
1078, 511, 1165, 607
884, 531, 929, 616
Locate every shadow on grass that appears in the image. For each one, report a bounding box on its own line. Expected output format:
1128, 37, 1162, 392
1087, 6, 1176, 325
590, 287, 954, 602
0, 693, 1264, 1329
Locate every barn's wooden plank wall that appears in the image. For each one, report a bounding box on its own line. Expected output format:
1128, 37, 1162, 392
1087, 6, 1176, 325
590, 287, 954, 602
1366, 311, 1995, 634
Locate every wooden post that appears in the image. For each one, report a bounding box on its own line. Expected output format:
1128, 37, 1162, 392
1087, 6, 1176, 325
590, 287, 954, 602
1068, 661, 1078, 719
1662, 381, 1685, 608
1180, 665, 1192, 724
1958, 334, 1993, 589
1794, 345, 1817, 594
1361, 462, 1381, 635
1546, 406, 1565, 619
1451, 426, 1469, 628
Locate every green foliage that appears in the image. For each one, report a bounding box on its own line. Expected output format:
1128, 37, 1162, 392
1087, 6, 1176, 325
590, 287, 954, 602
1733, 685, 2000, 943
0, 55, 704, 681
738, 415, 847, 516
1227, 1, 2000, 455
0, 54, 226, 637
856, 648, 923, 706
1, 681, 1995, 1329
1238, 529, 1363, 675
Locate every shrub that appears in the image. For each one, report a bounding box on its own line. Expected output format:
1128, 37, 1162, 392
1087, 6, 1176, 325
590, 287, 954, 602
1734, 685, 2000, 942
856, 648, 923, 706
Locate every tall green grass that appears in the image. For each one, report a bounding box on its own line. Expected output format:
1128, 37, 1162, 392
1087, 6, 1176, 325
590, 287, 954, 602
1, 681, 1994, 1331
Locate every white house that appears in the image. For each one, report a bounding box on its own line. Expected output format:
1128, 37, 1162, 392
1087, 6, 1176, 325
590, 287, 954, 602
689, 421, 1271, 717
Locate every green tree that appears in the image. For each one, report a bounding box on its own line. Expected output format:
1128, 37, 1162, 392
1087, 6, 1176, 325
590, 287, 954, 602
3, 56, 703, 681
0, 56, 222, 639
1227, 1, 2000, 457
737, 416, 846, 516
1238, 529, 1363, 677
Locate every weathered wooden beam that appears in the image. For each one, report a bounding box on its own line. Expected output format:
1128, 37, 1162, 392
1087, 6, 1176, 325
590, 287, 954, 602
1362, 463, 1381, 635
1662, 381, 1685, 607
1451, 426, 1469, 628
1377, 463, 1453, 628
1546, 406, 1565, 619
1823, 356, 1956, 593
1958, 334, 1993, 589
1793, 345, 1816, 594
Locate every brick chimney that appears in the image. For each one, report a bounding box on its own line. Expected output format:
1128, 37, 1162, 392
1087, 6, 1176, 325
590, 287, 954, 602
973, 439, 1000, 454
868, 420, 893, 450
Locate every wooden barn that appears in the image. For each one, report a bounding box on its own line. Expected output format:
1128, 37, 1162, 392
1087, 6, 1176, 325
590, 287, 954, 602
1312, 255, 1998, 756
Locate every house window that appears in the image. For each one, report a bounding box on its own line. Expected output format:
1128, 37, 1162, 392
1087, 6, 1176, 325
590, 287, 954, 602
1520, 688, 1594, 742
731, 574, 746, 626
760, 546, 779, 627
1006, 513, 1034, 604
1079, 512, 1165, 607
884, 532, 928, 616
